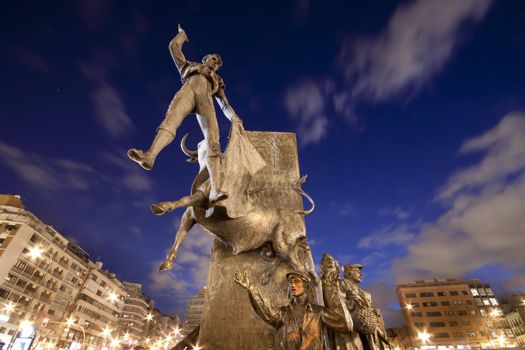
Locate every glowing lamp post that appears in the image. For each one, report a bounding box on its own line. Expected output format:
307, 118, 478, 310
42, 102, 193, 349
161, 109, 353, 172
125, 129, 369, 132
418, 331, 430, 346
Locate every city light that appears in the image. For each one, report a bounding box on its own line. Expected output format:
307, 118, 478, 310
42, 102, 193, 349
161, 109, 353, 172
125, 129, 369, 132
173, 326, 181, 335
101, 326, 112, 338
123, 332, 130, 340
405, 303, 413, 310
110, 338, 120, 347
418, 331, 431, 343
3, 302, 15, 313
27, 246, 43, 260
66, 317, 75, 327
145, 312, 154, 321
193, 344, 202, 350
497, 336, 506, 345
107, 291, 118, 302
489, 308, 502, 318
19, 320, 34, 338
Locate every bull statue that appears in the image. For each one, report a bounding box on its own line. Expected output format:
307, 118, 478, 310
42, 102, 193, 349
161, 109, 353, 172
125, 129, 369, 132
151, 118, 318, 284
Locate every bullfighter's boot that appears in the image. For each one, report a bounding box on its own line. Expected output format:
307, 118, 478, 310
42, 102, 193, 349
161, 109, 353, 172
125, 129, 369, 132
127, 128, 174, 170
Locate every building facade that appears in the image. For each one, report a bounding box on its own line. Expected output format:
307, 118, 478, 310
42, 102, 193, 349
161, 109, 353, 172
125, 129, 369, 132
0, 194, 148, 350
396, 278, 514, 349
181, 288, 205, 337
117, 281, 154, 346
505, 309, 525, 347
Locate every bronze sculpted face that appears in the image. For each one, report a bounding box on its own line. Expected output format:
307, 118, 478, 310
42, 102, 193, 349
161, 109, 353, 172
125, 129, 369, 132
203, 54, 222, 71
344, 268, 363, 284
289, 276, 305, 297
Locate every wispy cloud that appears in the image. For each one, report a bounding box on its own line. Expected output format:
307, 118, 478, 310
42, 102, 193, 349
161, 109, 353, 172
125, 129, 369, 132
285, 0, 493, 136
379, 206, 411, 220
81, 55, 135, 139
359, 224, 417, 249
99, 149, 153, 192
0, 140, 99, 191
339, 0, 493, 102
360, 113, 525, 289
148, 223, 213, 295
284, 79, 330, 147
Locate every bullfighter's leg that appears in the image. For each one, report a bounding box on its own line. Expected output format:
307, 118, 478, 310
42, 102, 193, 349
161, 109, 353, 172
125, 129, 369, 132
159, 208, 196, 271
128, 84, 195, 170
195, 102, 227, 205
151, 191, 207, 215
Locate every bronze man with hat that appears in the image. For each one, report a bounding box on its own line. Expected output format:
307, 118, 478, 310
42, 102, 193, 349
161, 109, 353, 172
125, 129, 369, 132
235, 269, 351, 350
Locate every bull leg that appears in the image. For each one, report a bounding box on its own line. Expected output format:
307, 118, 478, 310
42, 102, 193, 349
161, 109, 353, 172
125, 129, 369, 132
159, 208, 196, 271
260, 257, 283, 285
151, 191, 206, 215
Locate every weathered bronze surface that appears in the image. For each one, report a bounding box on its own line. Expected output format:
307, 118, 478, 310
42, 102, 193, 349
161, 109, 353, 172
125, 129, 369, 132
198, 131, 318, 349
342, 264, 391, 350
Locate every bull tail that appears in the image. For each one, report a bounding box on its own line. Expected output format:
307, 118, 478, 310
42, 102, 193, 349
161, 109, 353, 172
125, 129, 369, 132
292, 175, 315, 215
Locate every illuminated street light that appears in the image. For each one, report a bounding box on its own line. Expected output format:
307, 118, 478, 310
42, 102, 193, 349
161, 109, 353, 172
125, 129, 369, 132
173, 326, 181, 335
489, 308, 502, 318
101, 326, 112, 338
497, 335, 506, 346
193, 344, 202, 350
145, 312, 154, 321
405, 303, 413, 310
418, 331, 430, 344
110, 338, 120, 347
123, 332, 130, 340
27, 246, 43, 260
66, 317, 75, 327
3, 302, 15, 313
107, 291, 118, 302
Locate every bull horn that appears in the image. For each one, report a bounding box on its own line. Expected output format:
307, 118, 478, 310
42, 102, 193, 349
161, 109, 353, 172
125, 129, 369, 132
292, 176, 315, 215
180, 134, 198, 159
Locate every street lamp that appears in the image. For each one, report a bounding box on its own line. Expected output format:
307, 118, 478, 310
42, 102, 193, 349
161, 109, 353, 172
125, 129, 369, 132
418, 331, 430, 346
406, 303, 413, 310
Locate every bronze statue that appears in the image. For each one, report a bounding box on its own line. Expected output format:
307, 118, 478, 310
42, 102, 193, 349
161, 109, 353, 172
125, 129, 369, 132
320, 254, 362, 350
341, 264, 391, 350
235, 269, 350, 350
127, 24, 237, 204
153, 134, 317, 284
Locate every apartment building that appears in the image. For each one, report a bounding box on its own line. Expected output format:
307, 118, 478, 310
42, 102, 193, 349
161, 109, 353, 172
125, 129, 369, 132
396, 278, 514, 349
117, 281, 154, 345
0, 194, 135, 350
181, 288, 205, 337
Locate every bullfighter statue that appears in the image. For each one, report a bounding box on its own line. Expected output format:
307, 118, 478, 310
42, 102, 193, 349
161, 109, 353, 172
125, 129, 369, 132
127, 24, 238, 205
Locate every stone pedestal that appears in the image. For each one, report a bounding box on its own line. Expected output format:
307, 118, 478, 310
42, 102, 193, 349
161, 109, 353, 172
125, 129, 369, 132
197, 132, 316, 349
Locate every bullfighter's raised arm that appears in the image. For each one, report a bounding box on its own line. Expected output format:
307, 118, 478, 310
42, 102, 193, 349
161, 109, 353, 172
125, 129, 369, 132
169, 24, 189, 73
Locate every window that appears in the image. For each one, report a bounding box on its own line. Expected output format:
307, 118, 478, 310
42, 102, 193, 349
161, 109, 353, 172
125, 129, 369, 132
441, 301, 450, 306
405, 293, 416, 298
475, 298, 483, 305
433, 333, 450, 338
445, 311, 454, 316
490, 298, 498, 305
437, 291, 446, 296
483, 299, 491, 305
414, 322, 425, 328
485, 288, 494, 296
479, 289, 486, 296
420, 292, 434, 297
462, 321, 471, 326
96, 290, 102, 297
471, 288, 479, 296
450, 291, 459, 296
469, 310, 476, 315
47, 309, 55, 315
453, 332, 463, 339
462, 290, 468, 295
410, 302, 420, 307
458, 310, 467, 316
465, 332, 476, 337
426, 311, 442, 317
423, 302, 438, 307
411, 312, 423, 317
453, 300, 463, 305
0, 288, 9, 298
430, 322, 446, 327
466, 300, 472, 305
449, 321, 459, 327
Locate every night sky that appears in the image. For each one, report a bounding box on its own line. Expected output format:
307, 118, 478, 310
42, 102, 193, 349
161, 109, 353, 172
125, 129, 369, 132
2, 0, 525, 326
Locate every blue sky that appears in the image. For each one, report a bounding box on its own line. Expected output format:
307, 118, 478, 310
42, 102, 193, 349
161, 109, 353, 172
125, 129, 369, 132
1, 0, 525, 326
